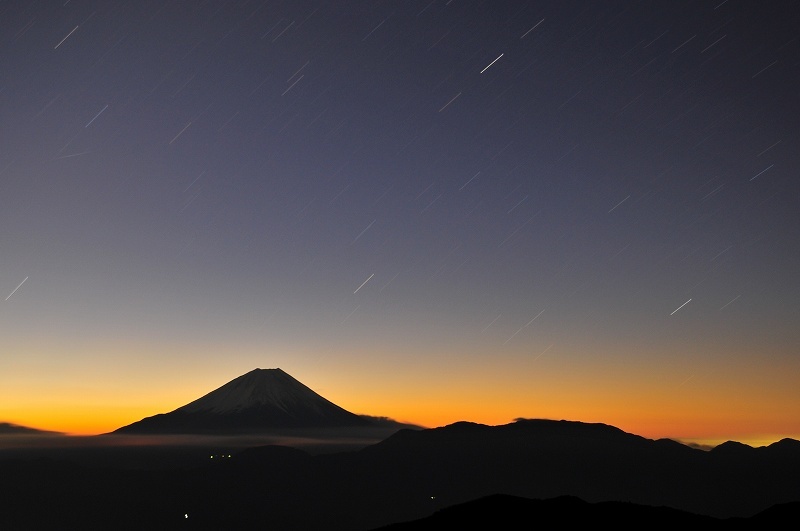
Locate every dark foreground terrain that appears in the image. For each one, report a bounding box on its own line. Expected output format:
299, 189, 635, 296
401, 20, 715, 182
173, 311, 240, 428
372, 493, 800, 530
2, 419, 799, 530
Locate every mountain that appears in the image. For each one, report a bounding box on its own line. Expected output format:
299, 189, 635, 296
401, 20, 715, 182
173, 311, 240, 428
0, 422, 62, 435
112, 368, 414, 435
2, 418, 800, 530
108, 419, 800, 528
339, 419, 800, 526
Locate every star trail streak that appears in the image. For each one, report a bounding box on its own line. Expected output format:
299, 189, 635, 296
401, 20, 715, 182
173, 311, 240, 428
5, 277, 28, 301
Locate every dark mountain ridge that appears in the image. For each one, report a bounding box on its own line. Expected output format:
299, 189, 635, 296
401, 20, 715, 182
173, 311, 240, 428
354, 419, 800, 520
3, 369, 799, 529
3, 418, 798, 530
0, 422, 62, 435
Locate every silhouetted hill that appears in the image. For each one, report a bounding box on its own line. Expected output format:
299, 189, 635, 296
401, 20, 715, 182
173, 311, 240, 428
2, 418, 799, 530
369, 494, 724, 529
369, 493, 800, 529
0, 422, 62, 435
112, 368, 418, 435
350, 419, 800, 520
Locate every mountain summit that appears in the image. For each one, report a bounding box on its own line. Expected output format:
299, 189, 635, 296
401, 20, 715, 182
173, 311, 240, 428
113, 368, 373, 435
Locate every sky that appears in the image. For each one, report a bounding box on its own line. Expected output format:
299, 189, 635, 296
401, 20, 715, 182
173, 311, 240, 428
1, 0, 799, 447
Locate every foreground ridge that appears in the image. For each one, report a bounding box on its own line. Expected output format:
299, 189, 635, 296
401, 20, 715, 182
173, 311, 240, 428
369, 493, 800, 530
2, 418, 797, 530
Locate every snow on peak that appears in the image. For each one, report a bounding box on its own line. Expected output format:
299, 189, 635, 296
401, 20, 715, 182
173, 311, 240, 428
175, 368, 340, 415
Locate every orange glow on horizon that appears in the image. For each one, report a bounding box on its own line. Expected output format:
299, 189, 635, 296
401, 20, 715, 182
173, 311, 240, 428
6, 409, 798, 449
3, 340, 800, 446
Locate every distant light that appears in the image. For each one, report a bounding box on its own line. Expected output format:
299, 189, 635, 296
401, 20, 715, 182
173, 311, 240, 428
185, 514, 188, 519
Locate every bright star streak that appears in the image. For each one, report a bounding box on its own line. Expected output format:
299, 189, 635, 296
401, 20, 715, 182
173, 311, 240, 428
670, 299, 692, 315
480, 53, 504, 73
5, 276, 28, 301
353, 273, 374, 294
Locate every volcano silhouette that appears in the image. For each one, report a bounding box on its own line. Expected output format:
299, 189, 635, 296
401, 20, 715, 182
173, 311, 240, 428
113, 368, 373, 434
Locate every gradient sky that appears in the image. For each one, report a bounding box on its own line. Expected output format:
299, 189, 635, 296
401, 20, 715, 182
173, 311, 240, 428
2, 1, 799, 447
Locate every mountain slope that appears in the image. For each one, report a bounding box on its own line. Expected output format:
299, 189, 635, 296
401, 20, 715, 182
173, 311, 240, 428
112, 368, 374, 434
0, 423, 62, 435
